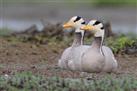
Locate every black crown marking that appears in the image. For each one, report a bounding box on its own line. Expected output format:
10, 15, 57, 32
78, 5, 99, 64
74, 16, 81, 22
93, 21, 101, 26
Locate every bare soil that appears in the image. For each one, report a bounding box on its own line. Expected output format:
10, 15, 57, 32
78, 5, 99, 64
0, 37, 137, 78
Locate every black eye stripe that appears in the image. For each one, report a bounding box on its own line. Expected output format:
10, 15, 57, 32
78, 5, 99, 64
74, 16, 81, 22
101, 26, 104, 29
93, 21, 101, 26
81, 21, 86, 24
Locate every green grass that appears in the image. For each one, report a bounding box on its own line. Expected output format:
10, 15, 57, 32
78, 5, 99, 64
0, 72, 137, 91
106, 34, 137, 54
92, 0, 137, 6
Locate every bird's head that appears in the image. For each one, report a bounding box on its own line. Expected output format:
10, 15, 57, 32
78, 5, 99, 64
63, 16, 86, 33
80, 20, 104, 38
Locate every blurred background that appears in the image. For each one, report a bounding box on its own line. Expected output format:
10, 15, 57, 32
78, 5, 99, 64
0, 0, 137, 33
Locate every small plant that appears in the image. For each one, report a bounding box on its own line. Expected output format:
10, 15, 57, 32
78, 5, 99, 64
0, 72, 137, 91
106, 35, 136, 54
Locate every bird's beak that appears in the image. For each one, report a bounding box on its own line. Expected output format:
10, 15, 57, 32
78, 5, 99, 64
63, 22, 73, 28
80, 25, 96, 31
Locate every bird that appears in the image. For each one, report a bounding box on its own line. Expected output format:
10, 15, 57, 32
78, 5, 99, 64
58, 16, 90, 71
80, 20, 118, 73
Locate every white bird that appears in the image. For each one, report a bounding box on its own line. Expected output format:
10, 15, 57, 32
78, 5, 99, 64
80, 20, 118, 73
58, 16, 90, 71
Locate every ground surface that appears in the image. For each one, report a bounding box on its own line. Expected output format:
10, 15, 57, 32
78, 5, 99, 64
0, 37, 137, 78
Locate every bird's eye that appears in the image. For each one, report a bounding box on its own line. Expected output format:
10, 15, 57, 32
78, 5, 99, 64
81, 21, 86, 24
